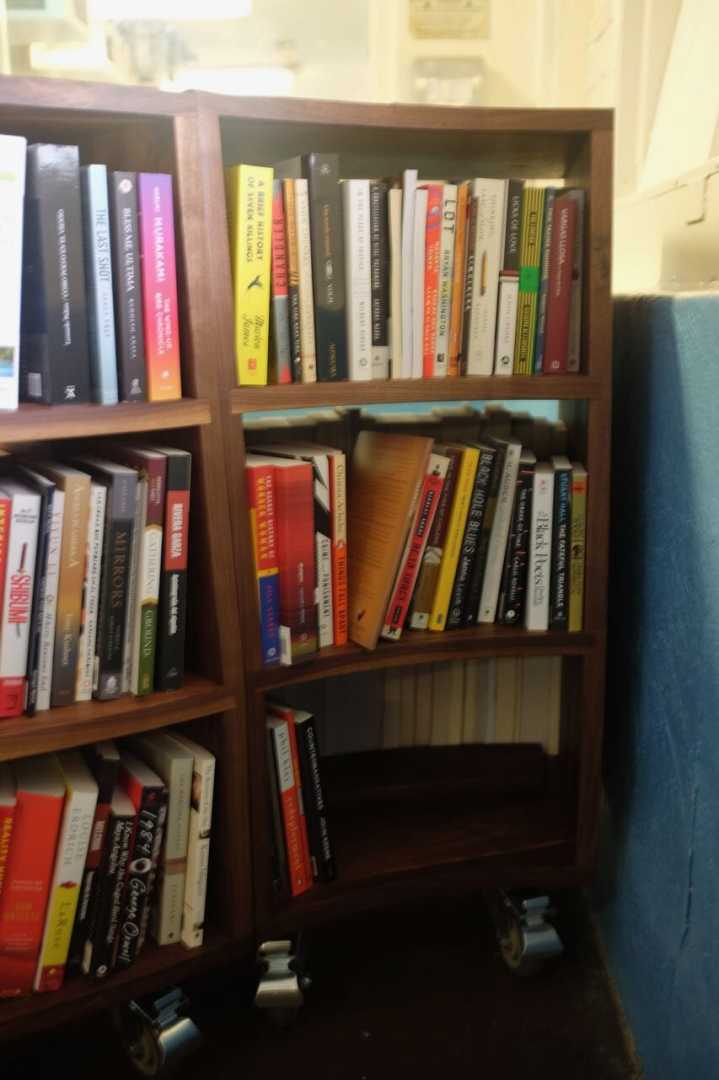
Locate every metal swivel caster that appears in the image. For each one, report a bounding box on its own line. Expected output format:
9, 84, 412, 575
114, 987, 203, 1076
254, 936, 312, 1026
488, 891, 563, 977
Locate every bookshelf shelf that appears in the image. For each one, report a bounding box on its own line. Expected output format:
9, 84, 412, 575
0, 398, 212, 445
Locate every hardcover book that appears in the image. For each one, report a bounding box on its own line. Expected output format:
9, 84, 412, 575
138, 173, 181, 400
80, 164, 119, 405
513, 185, 546, 375
462, 442, 506, 625
0, 764, 15, 906
446, 444, 497, 630
525, 463, 555, 631
478, 438, 523, 624
421, 183, 443, 378
532, 187, 557, 374
267, 713, 312, 896
369, 180, 390, 380
543, 192, 577, 373
342, 179, 372, 381
269, 179, 292, 385
435, 183, 457, 378
246, 458, 281, 665
109, 171, 146, 400
498, 449, 536, 625
448, 181, 469, 377
429, 445, 480, 632
82, 786, 135, 979
464, 179, 507, 376
293, 710, 335, 881
0, 135, 26, 410
281, 178, 302, 382
494, 179, 523, 376
147, 447, 191, 690
74, 482, 106, 702
0, 479, 41, 717
294, 178, 317, 383
409, 445, 462, 630
458, 193, 478, 375
566, 189, 586, 373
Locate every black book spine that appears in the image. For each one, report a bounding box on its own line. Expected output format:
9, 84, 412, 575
294, 716, 335, 882
549, 466, 572, 628
458, 193, 478, 376
305, 153, 347, 381
447, 448, 496, 630
109, 172, 146, 401
498, 461, 534, 625
94, 471, 137, 699
116, 786, 167, 968
156, 450, 191, 690
369, 180, 389, 371
503, 180, 524, 273
20, 143, 90, 404
84, 810, 134, 979
463, 444, 506, 624
22, 477, 53, 715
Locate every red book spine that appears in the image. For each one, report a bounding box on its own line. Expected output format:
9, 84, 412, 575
0, 497, 9, 629
274, 463, 317, 663
268, 717, 311, 897
270, 184, 292, 385
422, 184, 443, 378
543, 195, 577, 374
246, 463, 281, 666
138, 173, 181, 402
284, 709, 313, 885
0, 802, 15, 905
328, 454, 347, 647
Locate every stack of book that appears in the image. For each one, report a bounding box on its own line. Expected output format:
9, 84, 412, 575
0, 447, 191, 718
228, 155, 585, 385
0, 135, 182, 410
0, 730, 214, 997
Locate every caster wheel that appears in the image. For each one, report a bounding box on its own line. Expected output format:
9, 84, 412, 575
489, 892, 563, 978
255, 938, 310, 1014
498, 912, 547, 978
114, 989, 203, 1076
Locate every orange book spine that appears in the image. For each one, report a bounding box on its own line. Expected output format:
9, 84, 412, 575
0, 802, 15, 905
268, 715, 311, 896
448, 182, 469, 377
422, 184, 443, 378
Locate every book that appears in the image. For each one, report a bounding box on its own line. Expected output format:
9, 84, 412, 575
464, 179, 507, 375
0, 755, 65, 996
75, 482, 106, 702
0, 479, 41, 716
116, 751, 168, 967
293, 710, 335, 882
324, 447, 348, 647
532, 187, 557, 374
388, 187, 403, 378
409, 445, 462, 630
0, 135, 26, 410
458, 192, 478, 375
429, 445, 480, 632
227, 164, 272, 385
411, 186, 428, 378
347, 431, 433, 649
569, 463, 587, 632
138, 173, 181, 401
421, 183, 443, 378
463, 443, 507, 625
150, 447, 191, 690
121, 463, 143, 697
108, 171, 146, 400
0, 764, 16, 906
82, 786, 135, 979
400, 169, 418, 379
282, 178, 302, 383
13, 467, 53, 716
549, 455, 572, 629
446, 443, 497, 630
478, 438, 523, 624
35, 751, 98, 992
525, 463, 555, 631
266, 725, 290, 901
67, 740, 120, 974
31, 474, 65, 712
21, 143, 90, 405
566, 189, 585, 373
295, 178, 317, 383
435, 183, 457, 378
543, 192, 577, 373
267, 713, 312, 896
305, 154, 347, 381
80, 164, 119, 405
130, 731, 192, 946
245, 458, 281, 666
498, 449, 536, 625
513, 185, 546, 375
269, 179, 292, 385
369, 180, 390, 380
342, 179, 372, 381
448, 181, 469, 377
381, 452, 449, 640
494, 180, 523, 375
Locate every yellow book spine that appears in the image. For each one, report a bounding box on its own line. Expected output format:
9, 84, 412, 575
513, 186, 545, 375
569, 466, 588, 632
429, 447, 480, 631
231, 164, 273, 386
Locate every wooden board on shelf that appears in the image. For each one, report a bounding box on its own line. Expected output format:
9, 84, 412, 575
0, 399, 212, 445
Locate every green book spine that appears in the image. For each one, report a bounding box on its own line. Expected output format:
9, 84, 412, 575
513, 186, 545, 375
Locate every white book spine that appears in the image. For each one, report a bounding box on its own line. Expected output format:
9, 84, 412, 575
465, 179, 507, 376
388, 188, 403, 378
435, 184, 457, 378
75, 483, 106, 702
36, 490, 64, 712
294, 178, 317, 383
0, 135, 26, 411
567, 190, 585, 373
494, 275, 520, 375
182, 751, 214, 949
157, 756, 191, 945
525, 465, 555, 631
411, 187, 428, 379
400, 170, 417, 379
478, 441, 523, 623
317, 533, 333, 648
121, 476, 146, 694
342, 179, 372, 381
0, 487, 40, 707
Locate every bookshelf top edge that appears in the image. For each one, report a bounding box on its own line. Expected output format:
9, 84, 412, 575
0, 73, 190, 119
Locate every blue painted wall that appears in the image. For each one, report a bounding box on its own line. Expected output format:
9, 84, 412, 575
596, 294, 719, 1079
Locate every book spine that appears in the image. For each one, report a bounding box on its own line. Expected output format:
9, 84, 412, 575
131, 459, 165, 695
532, 188, 556, 374
329, 453, 348, 647
267, 728, 290, 900
494, 179, 523, 375
295, 178, 317, 383
435, 184, 457, 378
138, 174, 181, 401
81, 165, 119, 405
569, 469, 587, 632
0, 135, 26, 411
411, 188, 428, 378
306, 153, 347, 381
156, 454, 191, 691
181, 753, 214, 948
543, 195, 577, 374
409, 448, 461, 629
246, 464, 281, 666
121, 478, 144, 694
75, 483, 106, 702
447, 182, 469, 377
37, 490, 64, 711
343, 179, 372, 381
269, 179, 292, 385
151, 755, 191, 946
388, 187, 403, 378
422, 184, 443, 378
549, 466, 572, 629
478, 443, 523, 623
465, 180, 506, 376
109, 172, 146, 400
400, 169, 417, 378
275, 463, 318, 664
567, 190, 585, 373
0, 799, 15, 905
0, 496, 9, 629
116, 787, 167, 967
429, 449, 479, 631
94, 472, 136, 699
283, 179, 303, 383
498, 461, 534, 625
83, 812, 133, 979
68, 781, 115, 972
311, 458, 334, 650
20, 144, 90, 405
458, 194, 478, 376
285, 712, 313, 883
463, 445, 506, 625
446, 448, 496, 629
51, 476, 89, 707
269, 721, 311, 896
0, 490, 40, 717
24, 484, 52, 716
525, 468, 555, 631
513, 186, 545, 375
294, 716, 335, 882
369, 180, 390, 380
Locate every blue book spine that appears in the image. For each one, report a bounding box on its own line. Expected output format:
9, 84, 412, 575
258, 573, 281, 666
81, 164, 119, 405
533, 186, 556, 374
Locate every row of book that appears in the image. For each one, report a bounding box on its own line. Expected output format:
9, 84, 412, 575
0, 447, 190, 719
0, 135, 182, 410
230, 154, 584, 386
245, 413, 587, 665
0, 730, 214, 997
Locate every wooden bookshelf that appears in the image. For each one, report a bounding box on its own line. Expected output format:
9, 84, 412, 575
0, 399, 212, 445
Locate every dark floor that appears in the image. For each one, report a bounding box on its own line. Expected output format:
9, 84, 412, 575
7, 892, 640, 1079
